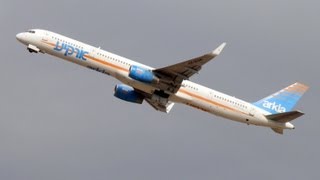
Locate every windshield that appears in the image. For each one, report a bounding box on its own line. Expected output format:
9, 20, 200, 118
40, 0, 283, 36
26, 30, 36, 33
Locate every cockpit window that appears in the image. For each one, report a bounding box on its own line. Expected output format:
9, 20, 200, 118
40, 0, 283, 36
27, 30, 36, 33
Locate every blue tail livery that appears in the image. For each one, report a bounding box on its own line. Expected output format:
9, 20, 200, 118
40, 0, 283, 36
252, 82, 309, 114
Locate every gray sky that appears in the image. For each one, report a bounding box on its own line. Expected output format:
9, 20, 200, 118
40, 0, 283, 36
1, 0, 319, 179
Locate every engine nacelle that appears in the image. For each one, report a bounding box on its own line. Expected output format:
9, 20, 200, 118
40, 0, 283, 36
114, 84, 144, 104
129, 65, 159, 84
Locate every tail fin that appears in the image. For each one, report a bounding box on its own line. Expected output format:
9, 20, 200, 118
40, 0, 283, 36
252, 82, 309, 114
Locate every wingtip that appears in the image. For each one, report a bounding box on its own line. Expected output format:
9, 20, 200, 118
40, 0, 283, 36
212, 42, 227, 55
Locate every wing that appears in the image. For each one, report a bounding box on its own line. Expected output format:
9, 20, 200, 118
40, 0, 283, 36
153, 43, 226, 93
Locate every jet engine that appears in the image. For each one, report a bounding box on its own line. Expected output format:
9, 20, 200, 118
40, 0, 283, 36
129, 65, 159, 84
114, 84, 144, 104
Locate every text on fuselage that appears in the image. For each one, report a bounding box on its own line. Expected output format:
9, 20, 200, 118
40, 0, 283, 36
53, 41, 88, 60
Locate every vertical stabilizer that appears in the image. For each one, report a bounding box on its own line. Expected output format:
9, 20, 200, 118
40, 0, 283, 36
252, 82, 309, 114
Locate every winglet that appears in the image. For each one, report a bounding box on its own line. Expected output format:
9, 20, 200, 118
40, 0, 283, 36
212, 42, 227, 56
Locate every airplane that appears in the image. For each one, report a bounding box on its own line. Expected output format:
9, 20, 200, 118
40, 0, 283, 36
16, 29, 309, 134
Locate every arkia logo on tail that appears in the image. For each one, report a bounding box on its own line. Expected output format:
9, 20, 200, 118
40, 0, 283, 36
262, 101, 286, 113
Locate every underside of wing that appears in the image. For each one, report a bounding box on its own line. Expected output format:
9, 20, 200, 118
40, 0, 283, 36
153, 43, 226, 93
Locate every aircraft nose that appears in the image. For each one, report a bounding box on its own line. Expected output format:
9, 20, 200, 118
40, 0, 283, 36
16, 33, 26, 43
16, 33, 22, 40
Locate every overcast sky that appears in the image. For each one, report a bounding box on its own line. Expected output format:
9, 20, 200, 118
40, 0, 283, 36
1, 0, 319, 180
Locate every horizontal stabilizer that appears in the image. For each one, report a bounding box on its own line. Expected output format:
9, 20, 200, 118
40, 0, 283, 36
271, 128, 284, 135
266, 110, 304, 123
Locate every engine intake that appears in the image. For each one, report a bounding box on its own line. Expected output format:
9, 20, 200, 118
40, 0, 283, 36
129, 65, 159, 84
114, 84, 144, 104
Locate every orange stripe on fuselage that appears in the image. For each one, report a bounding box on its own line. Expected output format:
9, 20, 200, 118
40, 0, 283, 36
84, 55, 129, 72
179, 89, 248, 115
42, 41, 56, 47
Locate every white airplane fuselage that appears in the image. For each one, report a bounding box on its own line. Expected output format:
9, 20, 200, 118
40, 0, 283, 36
16, 29, 295, 131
